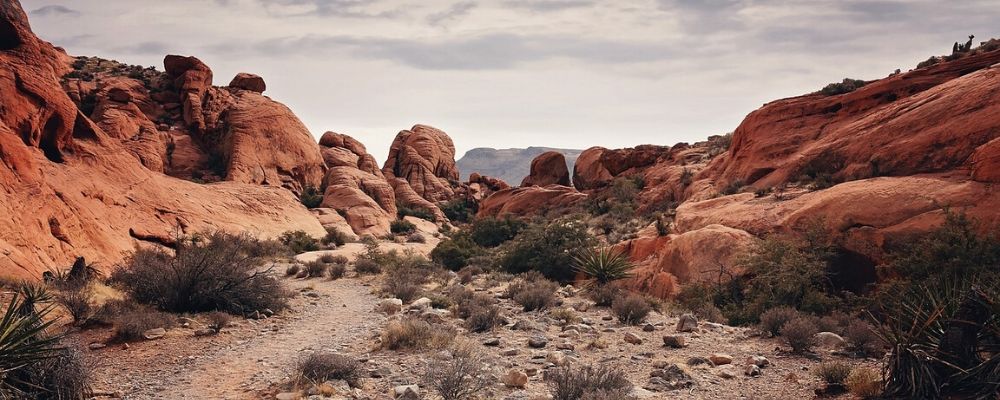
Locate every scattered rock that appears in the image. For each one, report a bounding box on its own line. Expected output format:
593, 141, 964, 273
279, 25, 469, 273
647, 363, 694, 391
143, 328, 166, 340
815, 331, 847, 348
662, 335, 686, 348
483, 338, 501, 347
686, 356, 712, 367
745, 364, 762, 377
501, 369, 528, 388
746, 355, 770, 368
528, 336, 548, 348
716, 366, 737, 379
708, 353, 733, 365
275, 392, 299, 400
624, 332, 643, 344
88, 343, 106, 350
193, 328, 216, 337
555, 342, 575, 351
676, 314, 698, 332
642, 323, 656, 332
409, 297, 432, 310
501, 348, 519, 356
392, 385, 420, 399
378, 298, 403, 314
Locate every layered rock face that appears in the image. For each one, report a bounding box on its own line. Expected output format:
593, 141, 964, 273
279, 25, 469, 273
521, 151, 571, 187
381, 124, 462, 219
317, 131, 396, 236
477, 185, 587, 218
0, 1, 324, 277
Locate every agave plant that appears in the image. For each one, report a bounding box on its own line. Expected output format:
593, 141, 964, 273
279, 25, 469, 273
0, 293, 64, 397
874, 277, 1000, 399
572, 247, 634, 285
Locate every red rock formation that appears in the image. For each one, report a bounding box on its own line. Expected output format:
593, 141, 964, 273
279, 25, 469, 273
477, 185, 587, 218
572, 145, 668, 190
317, 131, 397, 236
521, 151, 570, 187
971, 138, 1000, 183
0, 1, 324, 278
383, 124, 460, 203
228, 72, 266, 93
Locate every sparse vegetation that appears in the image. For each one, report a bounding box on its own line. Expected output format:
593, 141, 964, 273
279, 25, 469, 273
759, 306, 800, 336
390, 219, 417, 235
820, 78, 867, 96
431, 232, 483, 270
497, 219, 595, 282
424, 344, 492, 400
397, 205, 436, 221
328, 263, 347, 280
321, 227, 350, 247
295, 352, 361, 387
280, 230, 320, 254
111, 231, 290, 315
381, 317, 454, 351
587, 284, 622, 307
353, 258, 381, 275
304, 260, 327, 278
204, 311, 231, 333
611, 294, 651, 325
299, 185, 324, 209
440, 198, 476, 223
109, 307, 176, 343
815, 361, 852, 385
469, 217, 526, 248
546, 363, 634, 400
845, 367, 882, 398
507, 273, 559, 312
573, 246, 634, 285
780, 316, 818, 353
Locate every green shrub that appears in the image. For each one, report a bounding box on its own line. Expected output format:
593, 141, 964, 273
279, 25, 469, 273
111, 232, 290, 314
612, 294, 651, 325
497, 219, 595, 282
431, 232, 483, 271
304, 261, 327, 278
321, 227, 350, 247
820, 78, 867, 96
815, 361, 852, 385
759, 306, 800, 336
354, 259, 381, 275
398, 205, 436, 221
299, 185, 324, 209
573, 247, 634, 285
470, 217, 526, 247
440, 198, 476, 223
279, 230, 320, 254
390, 219, 417, 235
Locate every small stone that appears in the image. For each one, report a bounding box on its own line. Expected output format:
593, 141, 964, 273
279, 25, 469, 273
716, 366, 737, 379
624, 332, 643, 344
815, 331, 847, 348
686, 356, 712, 366
378, 298, 403, 314
746, 355, 770, 368
528, 336, 548, 348
275, 392, 299, 400
501, 348, 519, 356
392, 385, 420, 399
545, 352, 567, 366
555, 342, 575, 351
676, 313, 698, 332
143, 328, 166, 340
501, 369, 528, 388
88, 343, 106, 350
642, 323, 656, 332
524, 368, 538, 376
194, 328, 216, 336
745, 364, 762, 377
662, 335, 686, 348
483, 338, 501, 346
708, 353, 733, 365
409, 297, 432, 309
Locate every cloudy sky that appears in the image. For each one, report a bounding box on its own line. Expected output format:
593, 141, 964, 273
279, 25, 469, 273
22, 0, 1000, 162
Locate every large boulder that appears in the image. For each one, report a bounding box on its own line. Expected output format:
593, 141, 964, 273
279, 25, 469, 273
478, 185, 587, 218
163, 55, 212, 132
521, 151, 570, 187
228, 72, 266, 93
318, 132, 397, 235
383, 124, 460, 203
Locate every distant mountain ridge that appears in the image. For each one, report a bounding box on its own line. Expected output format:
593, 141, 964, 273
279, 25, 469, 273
457, 147, 584, 185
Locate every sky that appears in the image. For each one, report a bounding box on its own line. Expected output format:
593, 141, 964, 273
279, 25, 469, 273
22, 0, 1000, 163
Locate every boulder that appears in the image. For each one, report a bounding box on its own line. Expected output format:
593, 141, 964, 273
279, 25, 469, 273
501, 369, 528, 388
676, 314, 698, 332
521, 151, 570, 187
477, 185, 587, 218
383, 124, 459, 203
228, 72, 266, 93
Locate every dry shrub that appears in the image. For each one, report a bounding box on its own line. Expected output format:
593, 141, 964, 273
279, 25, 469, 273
781, 316, 818, 353
305, 261, 327, 278
381, 317, 454, 351
759, 306, 800, 336
464, 304, 503, 333
20, 348, 92, 400
205, 311, 231, 332
514, 286, 557, 312
110, 231, 290, 315
612, 294, 651, 325
845, 320, 883, 356
549, 307, 581, 326
318, 254, 341, 264
426, 293, 453, 309
353, 259, 381, 275
296, 352, 361, 387
406, 233, 426, 243
587, 284, 621, 307
845, 367, 882, 398
285, 264, 301, 277
546, 363, 634, 400
457, 266, 483, 285
328, 263, 347, 280
815, 361, 852, 385
57, 287, 93, 324
382, 281, 422, 304
424, 343, 492, 400
110, 307, 176, 343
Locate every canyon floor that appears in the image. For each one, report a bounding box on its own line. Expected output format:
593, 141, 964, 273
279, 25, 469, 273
65, 240, 878, 400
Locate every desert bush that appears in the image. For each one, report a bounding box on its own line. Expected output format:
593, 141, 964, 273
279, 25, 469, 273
845, 367, 882, 399
612, 294, 651, 325
406, 232, 426, 243
587, 284, 621, 307
391, 219, 417, 235
440, 198, 476, 223
383, 280, 422, 304
546, 363, 634, 400
549, 307, 581, 326
573, 246, 634, 285
456, 265, 483, 284
109, 307, 176, 343
204, 311, 231, 333
887, 212, 999, 284
328, 263, 347, 280
285, 264, 301, 276
497, 219, 595, 282
317, 254, 341, 264
431, 232, 483, 270
57, 287, 93, 324
296, 352, 361, 387
720, 179, 745, 195
424, 343, 492, 400
397, 205, 435, 221
470, 217, 526, 248
381, 317, 454, 351
780, 316, 818, 353
916, 55, 940, 69
815, 361, 852, 385
279, 230, 320, 254
514, 286, 557, 312
463, 303, 503, 333
321, 227, 350, 247
304, 261, 327, 278
585, 176, 641, 223
820, 78, 867, 96
299, 185, 324, 209
110, 231, 290, 315
844, 319, 882, 356
353, 258, 381, 275
759, 306, 800, 336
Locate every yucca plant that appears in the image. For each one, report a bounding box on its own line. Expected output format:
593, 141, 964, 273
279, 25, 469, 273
875, 277, 1000, 399
572, 246, 634, 285
0, 293, 64, 398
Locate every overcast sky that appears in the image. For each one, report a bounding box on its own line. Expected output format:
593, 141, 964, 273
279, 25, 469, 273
22, 0, 1000, 163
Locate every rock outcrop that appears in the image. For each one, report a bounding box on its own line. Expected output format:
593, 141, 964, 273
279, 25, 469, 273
228, 72, 266, 93
318, 131, 396, 236
477, 185, 587, 218
383, 125, 460, 204
457, 147, 582, 185
0, 1, 324, 277
521, 151, 570, 187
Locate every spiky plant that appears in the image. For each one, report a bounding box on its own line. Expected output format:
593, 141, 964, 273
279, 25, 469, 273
0, 293, 64, 397
572, 247, 634, 285
15, 283, 53, 317
875, 277, 1000, 399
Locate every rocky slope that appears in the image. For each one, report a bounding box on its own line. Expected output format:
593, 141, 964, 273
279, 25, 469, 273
457, 147, 583, 185
0, 1, 325, 277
